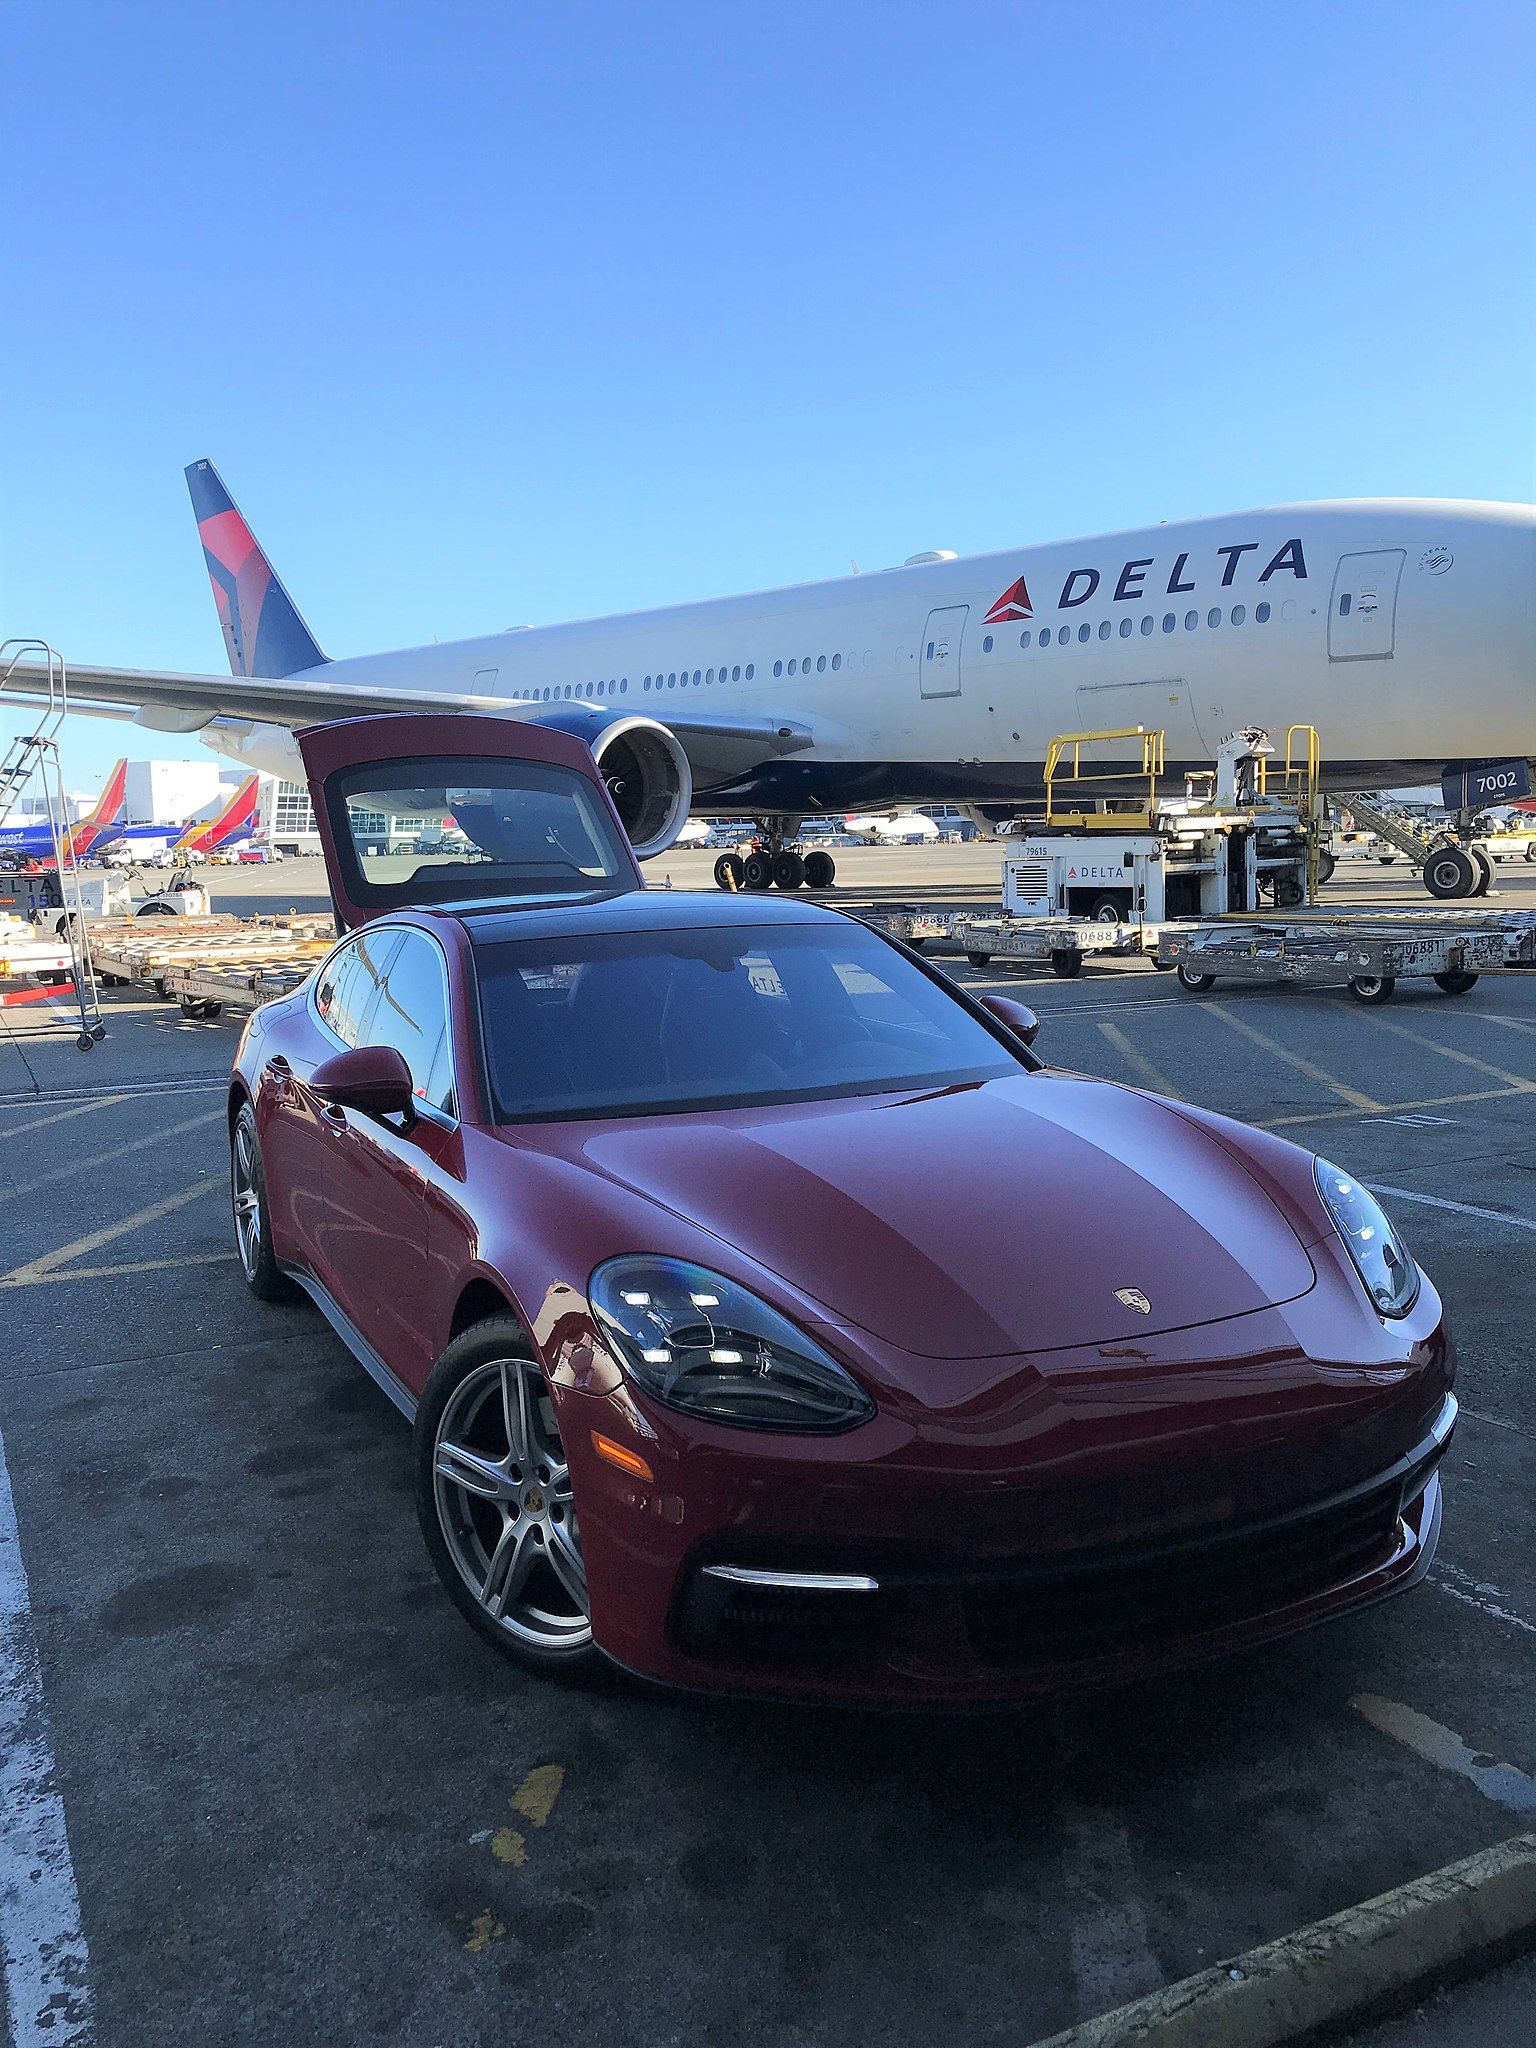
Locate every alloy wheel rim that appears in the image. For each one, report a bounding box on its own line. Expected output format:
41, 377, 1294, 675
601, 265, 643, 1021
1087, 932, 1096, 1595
433, 1358, 589, 1650
232, 1122, 261, 1278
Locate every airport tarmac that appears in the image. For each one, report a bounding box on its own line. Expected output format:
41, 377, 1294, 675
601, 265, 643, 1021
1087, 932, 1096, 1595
1, 843, 1534, 2047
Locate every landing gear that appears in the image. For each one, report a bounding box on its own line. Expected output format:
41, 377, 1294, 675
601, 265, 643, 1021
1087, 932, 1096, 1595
1471, 848, 1493, 896
1424, 846, 1476, 899
713, 820, 835, 891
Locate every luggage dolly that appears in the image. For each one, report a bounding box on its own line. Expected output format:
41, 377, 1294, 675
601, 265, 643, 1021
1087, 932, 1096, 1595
1157, 919, 1512, 1004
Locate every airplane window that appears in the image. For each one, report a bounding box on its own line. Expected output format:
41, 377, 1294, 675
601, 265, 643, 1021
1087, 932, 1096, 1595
668, 672, 676, 687
1256, 601, 1271, 623
1338, 594, 1352, 616
774, 661, 783, 677
1140, 616, 1154, 636
706, 668, 714, 684
1162, 615, 1176, 633
1184, 611, 1198, 631
621, 679, 628, 692
1098, 621, 1111, 640
833, 652, 843, 668
1230, 606, 1245, 625
744, 664, 753, 680
788, 659, 797, 676
1019, 630, 1030, 648
817, 655, 827, 673
803, 655, 811, 670
1119, 618, 1133, 638
694, 670, 702, 685
1207, 608, 1221, 628
1078, 624, 1091, 643
925, 642, 935, 658
980, 638, 992, 655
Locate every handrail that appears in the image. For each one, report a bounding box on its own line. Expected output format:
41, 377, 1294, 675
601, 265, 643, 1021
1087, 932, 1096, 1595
1044, 725, 1164, 830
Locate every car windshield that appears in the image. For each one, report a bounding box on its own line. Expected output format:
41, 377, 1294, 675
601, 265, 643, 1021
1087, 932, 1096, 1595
322, 755, 635, 916
476, 921, 1030, 1121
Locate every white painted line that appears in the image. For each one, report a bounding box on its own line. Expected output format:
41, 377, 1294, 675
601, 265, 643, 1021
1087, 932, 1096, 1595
1434, 1561, 1536, 1639
0, 1419, 92, 2045
0, 1109, 224, 1205
1366, 1181, 1536, 1235
0, 1076, 226, 1109
1352, 1694, 1536, 1814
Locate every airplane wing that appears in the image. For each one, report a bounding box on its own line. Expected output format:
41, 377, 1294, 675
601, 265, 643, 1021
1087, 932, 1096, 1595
2, 659, 817, 786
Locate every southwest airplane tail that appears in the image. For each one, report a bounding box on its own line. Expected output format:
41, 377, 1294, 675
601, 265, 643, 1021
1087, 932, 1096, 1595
185, 460, 327, 681
176, 772, 262, 853
65, 755, 128, 857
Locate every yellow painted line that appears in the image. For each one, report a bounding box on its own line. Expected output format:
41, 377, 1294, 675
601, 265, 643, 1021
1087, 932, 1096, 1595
0, 1179, 219, 1289
0, 1094, 130, 1137
1094, 1019, 1185, 1099
1260, 1085, 1521, 1131
0, 1251, 237, 1289
1205, 1002, 1385, 1111
1360, 1013, 1536, 1091
0, 1109, 223, 1203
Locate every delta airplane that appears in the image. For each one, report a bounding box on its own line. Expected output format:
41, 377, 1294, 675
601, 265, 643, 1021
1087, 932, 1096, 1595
0, 757, 127, 865
844, 810, 941, 845
10, 462, 1533, 895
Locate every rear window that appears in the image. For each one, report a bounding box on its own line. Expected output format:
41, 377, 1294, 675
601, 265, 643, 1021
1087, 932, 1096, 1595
475, 921, 1028, 1121
320, 754, 635, 916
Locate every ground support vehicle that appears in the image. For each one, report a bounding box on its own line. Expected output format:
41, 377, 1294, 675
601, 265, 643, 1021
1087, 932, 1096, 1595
1157, 914, 1536, 1003
867, 904, 1162, 978
88, 911, 334, 1019
1, 864, 133, 930
0, 912, 75, 1003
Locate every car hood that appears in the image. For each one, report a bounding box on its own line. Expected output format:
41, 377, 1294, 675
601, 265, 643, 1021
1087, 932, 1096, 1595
548, 1072, 1318, 1357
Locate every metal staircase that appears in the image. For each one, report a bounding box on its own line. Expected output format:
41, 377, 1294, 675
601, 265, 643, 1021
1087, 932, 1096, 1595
0, 640, 107, 1048
1335, 789, 1441, 866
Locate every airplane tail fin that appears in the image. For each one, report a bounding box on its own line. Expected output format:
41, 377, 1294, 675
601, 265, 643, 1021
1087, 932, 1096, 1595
66, 757, 128, 858
177, 772, 262, 853
185, 460, 327, 679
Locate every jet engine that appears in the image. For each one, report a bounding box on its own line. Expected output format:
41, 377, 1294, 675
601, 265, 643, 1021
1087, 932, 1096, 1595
525, 708, 693, 860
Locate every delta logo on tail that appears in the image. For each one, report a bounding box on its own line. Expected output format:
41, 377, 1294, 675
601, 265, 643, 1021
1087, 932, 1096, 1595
185, 461, 326, 681
177, 773, 262, 853
984, 575, 1033, 624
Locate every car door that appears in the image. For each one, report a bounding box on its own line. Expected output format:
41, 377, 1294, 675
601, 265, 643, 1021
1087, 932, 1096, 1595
295, 711, 643, 933
261, 925, 400, 1275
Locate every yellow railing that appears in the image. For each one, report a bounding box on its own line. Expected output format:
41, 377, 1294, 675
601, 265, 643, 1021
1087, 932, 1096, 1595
1044, 726, 1165, 830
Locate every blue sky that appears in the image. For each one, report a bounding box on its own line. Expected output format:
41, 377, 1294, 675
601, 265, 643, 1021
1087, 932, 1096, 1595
2, 0, 1532, 788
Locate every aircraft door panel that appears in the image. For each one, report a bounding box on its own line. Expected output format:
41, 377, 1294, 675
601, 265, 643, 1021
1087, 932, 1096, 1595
1329, 550, 1405, 661
1073, 678, 1212, 763
919, 606, 966, 699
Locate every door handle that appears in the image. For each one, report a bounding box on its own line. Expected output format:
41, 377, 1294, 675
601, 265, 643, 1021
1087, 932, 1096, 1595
320, 1102, 348, 1132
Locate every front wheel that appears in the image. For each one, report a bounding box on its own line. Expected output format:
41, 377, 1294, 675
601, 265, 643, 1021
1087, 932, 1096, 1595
415, 1318, 598, 1679
1348, 975, 1396, 1005
1051, 949, 1084, 977
1434, 971, 1479, 996
1176, 963, 1216, 994
1424, 847, 1475, 899
965, 951, 993, 969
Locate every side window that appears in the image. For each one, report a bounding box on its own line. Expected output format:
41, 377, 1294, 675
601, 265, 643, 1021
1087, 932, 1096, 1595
315, 930, 400, 1047
364, 930, 455, 1113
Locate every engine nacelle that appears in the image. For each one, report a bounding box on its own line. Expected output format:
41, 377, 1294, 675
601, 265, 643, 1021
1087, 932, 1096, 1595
523, 708, 693, 860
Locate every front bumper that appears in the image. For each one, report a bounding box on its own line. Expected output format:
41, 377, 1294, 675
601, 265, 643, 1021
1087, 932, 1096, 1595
570, 1369, 1456, 1706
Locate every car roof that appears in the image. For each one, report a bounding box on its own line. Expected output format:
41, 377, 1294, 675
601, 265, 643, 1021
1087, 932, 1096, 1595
436, 886, 854, 949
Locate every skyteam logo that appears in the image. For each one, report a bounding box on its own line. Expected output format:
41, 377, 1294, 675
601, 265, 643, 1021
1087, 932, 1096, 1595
984, 575, 1033, 624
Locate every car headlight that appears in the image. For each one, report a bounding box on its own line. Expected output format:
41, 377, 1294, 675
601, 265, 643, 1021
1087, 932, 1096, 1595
589, 1257, 876, 1433
1313, 1158, 1420, 1317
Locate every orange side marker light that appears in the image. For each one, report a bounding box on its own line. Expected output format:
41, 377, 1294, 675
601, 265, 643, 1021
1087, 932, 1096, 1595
591, 1432, 655, 1483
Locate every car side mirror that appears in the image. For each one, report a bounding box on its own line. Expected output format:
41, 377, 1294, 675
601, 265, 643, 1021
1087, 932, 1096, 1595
979, 994, 1040, 1047
311, 1044, 416, 1118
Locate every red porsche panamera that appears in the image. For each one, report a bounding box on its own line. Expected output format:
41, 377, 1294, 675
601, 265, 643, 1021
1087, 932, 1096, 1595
227, 713, 1456, 1704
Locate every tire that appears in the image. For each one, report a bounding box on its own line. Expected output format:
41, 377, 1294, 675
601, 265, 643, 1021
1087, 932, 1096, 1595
75, 1032, 95, 1052
202, 1001, 223, 1020
230, 1103, 289, 1301
1377, 856, 1396, 866
1348, 975, 1396, 1005
1471, 848, 1493, 896
1434, 971, 1479, 995
1051, 949, 1084, 977
1087, 895, 1123, 924
1424, 847, 1475, 899
137, 900, 177, 916
742, 851, 773, 891
1176, 963, 1216, 994
1317, 851, 1337, 884
713, 853, 745, 892
803, 850, 836, 890
414, 1316, 599, 1680
772, 850, 805, 890
965, 951, 993, 969
1524, 843, 1536, 864
1273, 875, 1305, 909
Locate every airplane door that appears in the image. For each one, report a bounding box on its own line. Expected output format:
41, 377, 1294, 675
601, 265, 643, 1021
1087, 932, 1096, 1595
919, 607, 966, 698
1329, 550, 1405, 661
1074, 678, 1213, 762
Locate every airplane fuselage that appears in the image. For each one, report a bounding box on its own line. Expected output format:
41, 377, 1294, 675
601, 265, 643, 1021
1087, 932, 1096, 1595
206, 498, 1533, 816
